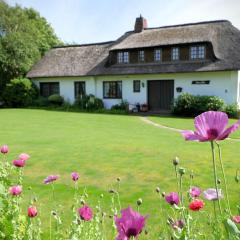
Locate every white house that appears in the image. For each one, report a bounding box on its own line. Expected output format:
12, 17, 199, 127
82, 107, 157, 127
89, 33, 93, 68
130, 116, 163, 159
27, 17, 240, 110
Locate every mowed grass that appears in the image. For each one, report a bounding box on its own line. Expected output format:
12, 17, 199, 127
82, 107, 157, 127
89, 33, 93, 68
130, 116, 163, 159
0, 109, 239, 239
149, 115, 240, 139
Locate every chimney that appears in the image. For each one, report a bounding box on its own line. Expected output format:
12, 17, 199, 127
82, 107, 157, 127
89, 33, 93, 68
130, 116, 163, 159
134, 15, 148, 33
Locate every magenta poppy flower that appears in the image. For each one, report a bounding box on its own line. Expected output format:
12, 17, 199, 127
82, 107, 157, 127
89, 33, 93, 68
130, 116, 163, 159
203, 188, 223, 201
9, 185, 22, 196
0, 145, 9, 154
165, 192, 180, 205
189, 187, 201, 198
78, 205, 93, 221
43, 175, 59, 184
28, 206, 38, 218
181, 111, 240, 142
232, 216, 240, 224
71, 172, 79, 181
114, 207, 147, 240
19, 153, 30, 161
12, 159, 26, 168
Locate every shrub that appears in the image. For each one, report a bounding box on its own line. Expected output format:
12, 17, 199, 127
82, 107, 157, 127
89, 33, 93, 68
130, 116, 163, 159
32, 96, 49, 107
225, 103, 239, 118
173, 93, 225, 116
48, 94, 64, 106
74, 94, 104, 110
111, 100, 129, 111
2, 78, 37, 107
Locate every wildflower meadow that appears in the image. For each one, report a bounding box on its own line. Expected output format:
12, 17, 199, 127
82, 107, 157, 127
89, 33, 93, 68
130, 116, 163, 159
0, 111, 240, 239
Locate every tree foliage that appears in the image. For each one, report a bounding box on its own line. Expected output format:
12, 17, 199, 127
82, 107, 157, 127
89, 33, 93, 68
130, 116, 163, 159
0, 0, 61, 94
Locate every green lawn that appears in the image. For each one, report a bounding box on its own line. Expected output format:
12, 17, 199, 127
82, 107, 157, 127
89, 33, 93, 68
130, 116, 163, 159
0, 109, 239, 239
149, 115, 240, 139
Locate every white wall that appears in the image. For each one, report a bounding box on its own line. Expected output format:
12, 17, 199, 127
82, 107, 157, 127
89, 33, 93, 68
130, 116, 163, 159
33, 71, 239, 109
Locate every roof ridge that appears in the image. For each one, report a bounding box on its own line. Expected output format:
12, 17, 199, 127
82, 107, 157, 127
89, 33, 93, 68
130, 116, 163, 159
145, 20, 231, 31
53, 41, 115, 48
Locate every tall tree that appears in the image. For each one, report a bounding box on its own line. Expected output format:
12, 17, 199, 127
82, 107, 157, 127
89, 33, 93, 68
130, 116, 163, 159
0, 0, 61, 94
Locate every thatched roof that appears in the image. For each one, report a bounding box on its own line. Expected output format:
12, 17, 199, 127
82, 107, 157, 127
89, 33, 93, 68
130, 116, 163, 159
27, 20, 240, 78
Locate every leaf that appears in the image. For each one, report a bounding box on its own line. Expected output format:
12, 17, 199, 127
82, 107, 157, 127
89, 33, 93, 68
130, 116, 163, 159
224, 218, 240, 237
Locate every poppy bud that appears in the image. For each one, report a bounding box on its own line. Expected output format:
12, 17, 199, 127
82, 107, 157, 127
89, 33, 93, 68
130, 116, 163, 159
155, 187, 160, 193
116, 177, 121, 182
217, 179, 221, 184
100, 194, 104, 198
235, 175, 240, 183
190, 171, 194, 179
108, 189, 116, 194
178, 167, 186, 175
80, 199, 85, 205
173, 157, 179, 166
137, 198, 143, 206
161, 192, 166, 198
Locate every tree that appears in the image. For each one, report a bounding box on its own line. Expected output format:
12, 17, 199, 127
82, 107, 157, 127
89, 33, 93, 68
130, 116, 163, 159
0, 0, 61, 95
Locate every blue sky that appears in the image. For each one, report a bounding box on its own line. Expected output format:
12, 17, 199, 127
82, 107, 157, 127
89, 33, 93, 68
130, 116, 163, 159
7, 0, 240, 44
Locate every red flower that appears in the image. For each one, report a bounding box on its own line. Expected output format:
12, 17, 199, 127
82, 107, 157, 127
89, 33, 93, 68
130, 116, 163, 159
28, 206, 38, 218
189, 199, 204, 211
232, 216, 240, 224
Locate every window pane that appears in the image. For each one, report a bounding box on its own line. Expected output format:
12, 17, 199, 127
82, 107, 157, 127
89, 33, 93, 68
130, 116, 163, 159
154, 49, 161, 61
123, 52, 129, 63
133, 80, 140, 92
172, 47, 179, 60
117, 52, 123, 63
138, 51, 144, 62
40, 82, 59, 97
103, 81, 122, 98
74, 82, 85, 98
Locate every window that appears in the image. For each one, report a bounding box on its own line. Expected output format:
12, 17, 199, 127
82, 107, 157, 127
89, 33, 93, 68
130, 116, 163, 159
190, 46, 205, 59
117, 52, 129, 63
138, 50, 144, 62
154, 49, 161, 61
74, 81, 85, 98
103, 81, 122, 99
172, 47, 179, 60
40, 82, 59, 97
133, 80, 141, 92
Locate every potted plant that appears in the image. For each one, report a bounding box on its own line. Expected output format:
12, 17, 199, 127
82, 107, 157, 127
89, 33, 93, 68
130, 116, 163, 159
141, 103, 148, 112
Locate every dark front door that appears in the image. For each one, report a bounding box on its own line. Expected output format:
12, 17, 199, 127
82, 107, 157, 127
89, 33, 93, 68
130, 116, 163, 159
148, 80, 174, 110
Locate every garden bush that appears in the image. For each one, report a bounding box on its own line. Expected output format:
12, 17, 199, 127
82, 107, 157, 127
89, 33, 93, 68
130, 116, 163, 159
48, 94, 64, 106
111, 100, 129, 111
173, 93, 225, 116
2, 78, 37, 107
74, 94, 104, 110
225, 103, 239, 118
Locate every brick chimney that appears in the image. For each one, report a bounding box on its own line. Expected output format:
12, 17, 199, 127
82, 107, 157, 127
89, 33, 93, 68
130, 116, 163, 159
134, 15, 148, 33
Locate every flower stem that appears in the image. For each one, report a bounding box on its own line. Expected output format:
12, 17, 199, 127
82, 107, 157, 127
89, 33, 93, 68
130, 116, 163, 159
210, 141, 222, 215
216, 142, 231, 215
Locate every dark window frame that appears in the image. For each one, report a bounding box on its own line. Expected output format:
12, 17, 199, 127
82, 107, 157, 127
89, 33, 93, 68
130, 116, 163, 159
171, 47, 180, 61
133, 80, 141, 92
154, 49, 162, 61
74, 81, 86, 99
103, 81, 122, 99
117, 51, 129, 64
138, 50, 144, 62
40, 82, 59, 97
190, 45, 206, 60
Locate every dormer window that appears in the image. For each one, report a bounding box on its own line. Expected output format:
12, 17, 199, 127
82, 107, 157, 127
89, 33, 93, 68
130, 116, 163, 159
190, 46, 205, 60
172, 47, 179, 61
117, 51, 129, 64
138, 50, 144, 62
154, 49, 161, 61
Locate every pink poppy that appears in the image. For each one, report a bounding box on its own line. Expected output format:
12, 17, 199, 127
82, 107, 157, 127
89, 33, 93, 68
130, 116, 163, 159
114, 207, 147, 240
9, 185, 22, 196
203, 188, 223, 201
181, 111, 240, 142
189, 187, 201, 198
43, 175, 59, 184
171, 219, 185, 230
71, 172, 79, 181
78, 205, 93, 221
19, 153, 30, 161
28, 206, 38, 218
0, 145, 9, 154
12, 159, 26, 168
165, 192, 180, 205
232, 216, 240, 224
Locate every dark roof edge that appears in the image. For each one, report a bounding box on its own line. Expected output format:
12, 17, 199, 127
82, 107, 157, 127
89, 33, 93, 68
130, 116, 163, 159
145, 20, 231, 31
53, 41, 115, 49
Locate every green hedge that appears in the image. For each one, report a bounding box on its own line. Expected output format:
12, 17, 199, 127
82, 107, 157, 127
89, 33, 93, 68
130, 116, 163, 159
173, 93, 238, 117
